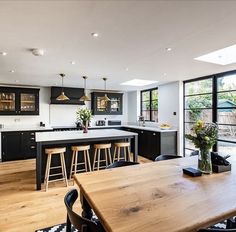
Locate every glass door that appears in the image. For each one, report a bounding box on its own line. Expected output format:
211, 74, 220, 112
0, 92, 16, 112
96, 97, 108, 112
110, 97, 120, 112
20, 93, 36, 112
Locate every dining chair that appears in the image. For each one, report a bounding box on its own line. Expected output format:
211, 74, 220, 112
64, 189, 105, 232
106, 160, 139, 169
199, 229, 236, 231
155, 154, 182, 162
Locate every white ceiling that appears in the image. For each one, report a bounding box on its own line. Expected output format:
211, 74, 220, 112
0, 0, 236, 91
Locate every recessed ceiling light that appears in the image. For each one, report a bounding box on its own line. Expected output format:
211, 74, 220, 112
163, 73, 167, 76
121, 79, 158, 87
15, 80, 19, 83
10, 70, 15, 73
194, 44, 236, 65
125, 68, 129, 71
70, 61, 76, 65
166, 47, 172, 52
91, 32, 99, 37
0, 51, 7, 56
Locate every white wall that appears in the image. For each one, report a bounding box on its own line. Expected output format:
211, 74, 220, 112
158, 81, 180, 127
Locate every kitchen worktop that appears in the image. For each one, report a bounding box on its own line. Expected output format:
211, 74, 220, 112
122, 124, 177, 132
35, 129, 138, 142
0, 126, 53, 132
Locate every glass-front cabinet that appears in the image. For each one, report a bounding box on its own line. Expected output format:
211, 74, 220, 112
0, 87, 39, 115
91, 92, 123, 115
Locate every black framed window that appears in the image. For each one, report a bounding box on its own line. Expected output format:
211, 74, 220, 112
141, 88, 158, 122
183, 70, 236, 157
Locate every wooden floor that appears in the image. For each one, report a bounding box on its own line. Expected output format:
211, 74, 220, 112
0, 156, 151, 232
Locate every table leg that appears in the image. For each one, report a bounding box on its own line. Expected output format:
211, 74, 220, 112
36, 142, 42, 190
80, 191, 93, 220
134, 135, 138, 162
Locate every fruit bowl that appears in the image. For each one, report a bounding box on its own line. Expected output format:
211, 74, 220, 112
159, 123, 171, 130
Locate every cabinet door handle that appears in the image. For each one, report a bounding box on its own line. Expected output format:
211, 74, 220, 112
30, 137, 35, 140
141, 131, 143, 134
30, 146, 35, 149
30, 133, 35, 135
153, 133, 156, 136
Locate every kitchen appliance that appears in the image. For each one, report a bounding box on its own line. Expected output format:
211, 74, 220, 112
96, 120, 106, 126
138, 115, 145, 127
108, 120, 121, 126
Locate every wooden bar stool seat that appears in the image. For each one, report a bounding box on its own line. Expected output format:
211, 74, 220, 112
113, 142, 132, 162
93, 143, 112, 171
70, 145, 91, 180
44, 147, 68, 191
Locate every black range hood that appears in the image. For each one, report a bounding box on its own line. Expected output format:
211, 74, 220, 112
50, 87, 85, 105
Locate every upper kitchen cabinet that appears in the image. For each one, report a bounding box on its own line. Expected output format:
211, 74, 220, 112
50, 87, 85, 105
91, 92, 123, 115
0, 87, 39, 115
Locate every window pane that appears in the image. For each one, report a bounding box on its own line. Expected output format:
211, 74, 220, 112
217, 110, 236, 124
151, 100, 158, 110
185, 109, 212, 122
142, 110, 150, 121
185, 78, 212, 95
218, 74, 236, 92
142, 101, 150, 110
142, 91, 150, 101
151, 110, 158, 122
218, 141, 236, 156
185, 94, 212, 109
218, 91, 236, 108
218, 125, 236, 142
151, 89, 158, 100
185, 123, 197, 150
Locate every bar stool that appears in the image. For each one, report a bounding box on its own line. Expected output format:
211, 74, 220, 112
113, 142, 132, 162
93, 143, 112, 171
44, 147, 68, 191
70, 145, 91, 179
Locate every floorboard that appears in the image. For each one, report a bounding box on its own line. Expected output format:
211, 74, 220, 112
0, 156, 151, 232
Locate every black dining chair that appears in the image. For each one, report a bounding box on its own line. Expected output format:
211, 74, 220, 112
199, 229, 236, 231
106, 160, 139, 169
190, 150, 199, 156
155, 154, 182, 162
64, 189, 104, 232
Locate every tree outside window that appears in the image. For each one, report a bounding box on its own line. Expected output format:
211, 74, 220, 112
141, 88, 158, 122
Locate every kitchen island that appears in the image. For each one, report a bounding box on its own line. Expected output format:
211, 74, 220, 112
35, 129, 138, 190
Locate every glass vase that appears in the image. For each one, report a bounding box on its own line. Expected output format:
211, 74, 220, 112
83, 121, 88, 133
198, 149, 212, 174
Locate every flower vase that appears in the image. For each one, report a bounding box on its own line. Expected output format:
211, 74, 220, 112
83, 121, 88, 133
198, 149, 212, 174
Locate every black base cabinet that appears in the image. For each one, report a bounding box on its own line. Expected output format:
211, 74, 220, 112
122, 127, 177, 161
2, 131, 36, 161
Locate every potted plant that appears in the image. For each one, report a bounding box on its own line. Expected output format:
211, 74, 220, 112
185, 120, 218, 174
76, 108, 92, 133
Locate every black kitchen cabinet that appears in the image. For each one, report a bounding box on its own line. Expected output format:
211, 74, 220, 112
0, 87, 39, 115
91, 92, 123, 115
2, 131, 37, 161
122, 127, 177, 161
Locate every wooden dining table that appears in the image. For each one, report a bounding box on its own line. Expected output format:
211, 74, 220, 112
74, 156, 236, 232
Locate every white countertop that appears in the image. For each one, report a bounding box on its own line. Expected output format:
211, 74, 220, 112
36, 129, 137, 142
122, 124, 177, 132
0, 126, 53, 132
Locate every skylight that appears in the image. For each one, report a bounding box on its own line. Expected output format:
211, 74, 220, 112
194, 44, 236, 65
121, 79, 158, 86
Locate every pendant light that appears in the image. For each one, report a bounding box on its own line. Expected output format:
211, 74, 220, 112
102, 77, 110, 101
56, 73, 70, 101
79, 76, 90, 101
